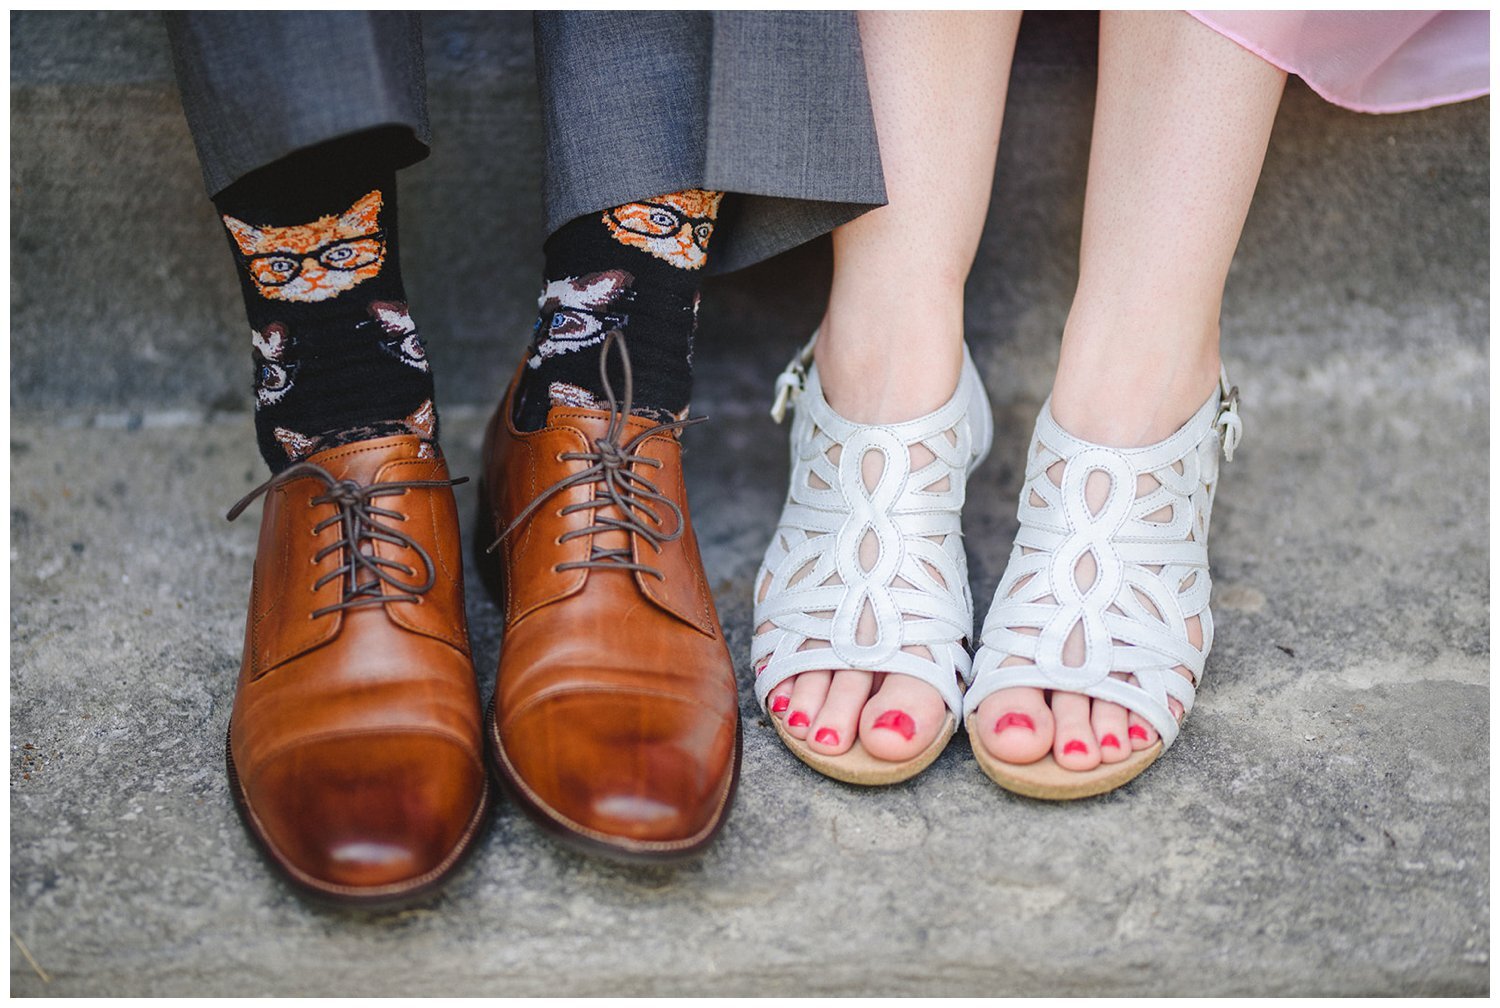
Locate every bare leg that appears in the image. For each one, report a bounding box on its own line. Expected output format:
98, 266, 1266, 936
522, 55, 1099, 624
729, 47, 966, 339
764, 11, 1020, 761
976, 11, 1286, 769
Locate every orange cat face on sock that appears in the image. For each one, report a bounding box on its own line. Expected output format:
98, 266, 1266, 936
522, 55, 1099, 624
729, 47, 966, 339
604, 189, 722, 270
223, 191, 386, 302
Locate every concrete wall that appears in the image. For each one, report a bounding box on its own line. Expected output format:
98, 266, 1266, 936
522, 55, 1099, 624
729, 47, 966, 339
11, 11, 1488, 419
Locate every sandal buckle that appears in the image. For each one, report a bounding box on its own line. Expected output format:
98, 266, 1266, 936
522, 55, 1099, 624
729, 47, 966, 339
1216, 369, 1242, 463
769, 333, 819, 424
770, 367, 804, 424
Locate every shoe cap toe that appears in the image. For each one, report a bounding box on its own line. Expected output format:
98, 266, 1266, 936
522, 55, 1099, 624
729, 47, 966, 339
245, 730, 485, 892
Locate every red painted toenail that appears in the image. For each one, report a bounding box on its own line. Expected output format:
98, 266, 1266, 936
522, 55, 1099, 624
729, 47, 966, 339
1129, 725, 1149, 742
770, 695, 790, 713
872, 709, 916, 741
1100, 733, 1121, 748
815, 727, 839, 746
994, 712, 1035, 733
1063, 740, 1088, 755
788, 711, 810, 728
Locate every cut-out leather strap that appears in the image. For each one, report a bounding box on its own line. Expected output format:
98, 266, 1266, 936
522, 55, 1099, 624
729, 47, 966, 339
489, 331, 706, 579
227, 453, 466, 618
966, 377, 1241, 748
754, 336, 994, 719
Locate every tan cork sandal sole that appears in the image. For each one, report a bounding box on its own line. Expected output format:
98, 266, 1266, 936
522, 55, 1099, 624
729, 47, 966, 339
771, 712, 956, 786
964, 712, 1163, 800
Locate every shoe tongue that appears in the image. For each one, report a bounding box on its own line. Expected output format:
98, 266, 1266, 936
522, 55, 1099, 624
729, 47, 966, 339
544, 405, 670, 445
304, 434, 429, 482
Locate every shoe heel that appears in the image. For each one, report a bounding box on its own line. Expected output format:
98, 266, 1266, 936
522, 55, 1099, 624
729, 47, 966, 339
470, 478, 507, 611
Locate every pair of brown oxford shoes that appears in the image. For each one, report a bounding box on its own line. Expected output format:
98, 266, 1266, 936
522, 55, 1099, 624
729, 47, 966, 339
224, 339, 740, 906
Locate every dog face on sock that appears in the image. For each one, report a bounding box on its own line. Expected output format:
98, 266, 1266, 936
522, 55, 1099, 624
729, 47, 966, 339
222, 191, 386, 303
603, 189, 722, 270
273, 399, 438, 463
251, 322, 299, 407
272, 425, 320, 460
529, 270, 633, 367
367, 301, 429, 372
546, 381, 601, 410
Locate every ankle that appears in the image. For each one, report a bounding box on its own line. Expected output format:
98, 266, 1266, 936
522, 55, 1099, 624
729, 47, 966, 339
814, 298, 965, 425
1050, 314, 1221, 448
516, 190, 720, 431
1049, 355, 1220, 448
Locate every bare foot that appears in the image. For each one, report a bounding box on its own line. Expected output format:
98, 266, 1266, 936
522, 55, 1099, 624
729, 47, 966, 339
755, 324, 974, 765
972, 356, 1222, 772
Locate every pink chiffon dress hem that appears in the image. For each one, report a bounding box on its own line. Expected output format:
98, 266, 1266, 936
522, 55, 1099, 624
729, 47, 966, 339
1189, 10, 1489, 114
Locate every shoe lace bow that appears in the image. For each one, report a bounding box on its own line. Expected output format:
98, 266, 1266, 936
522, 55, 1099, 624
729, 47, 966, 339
227, 456, 467, 618
488, 331, 705, 579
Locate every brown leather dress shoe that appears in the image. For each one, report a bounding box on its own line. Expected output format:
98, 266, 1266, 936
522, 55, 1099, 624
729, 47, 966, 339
225, 435, 490, 906
478, 336, 741, 861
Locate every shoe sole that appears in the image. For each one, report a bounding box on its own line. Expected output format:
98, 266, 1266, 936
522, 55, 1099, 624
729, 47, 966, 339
963, 712, 1162, 800
473, 479, 742, 864
224, 730, 493, 911
770, 712, 956, 786
486, 696, 742, 865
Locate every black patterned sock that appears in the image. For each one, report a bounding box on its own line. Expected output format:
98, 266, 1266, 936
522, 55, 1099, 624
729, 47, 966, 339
213, 133, 438, 472
514, 189, 723, 431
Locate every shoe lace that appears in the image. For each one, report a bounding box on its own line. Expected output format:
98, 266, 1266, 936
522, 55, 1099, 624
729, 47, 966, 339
488, 331, 705, 579
227, 456, 468, 618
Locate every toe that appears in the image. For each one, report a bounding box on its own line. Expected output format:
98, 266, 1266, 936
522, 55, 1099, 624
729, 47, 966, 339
975, 686, 1053, 764
1050, 691, 1101, 770
784, 670, 831, 739
767, 684, 793, 717
859, 673, 948, 762
1090, 699, 1131, 764
807, 669, 872, 755
1127, 712, 1158, 751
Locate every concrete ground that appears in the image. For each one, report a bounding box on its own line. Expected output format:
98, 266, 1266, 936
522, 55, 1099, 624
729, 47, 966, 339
10, 12, 1488, 996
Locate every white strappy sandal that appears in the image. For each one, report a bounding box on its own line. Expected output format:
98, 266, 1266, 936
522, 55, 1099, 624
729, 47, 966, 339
752, 334, 993, 784
964, 371, 1242, 799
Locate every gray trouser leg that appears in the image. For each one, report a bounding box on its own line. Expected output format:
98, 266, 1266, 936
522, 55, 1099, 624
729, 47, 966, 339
165, 11, 429, 196
534, 11, 887, 272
